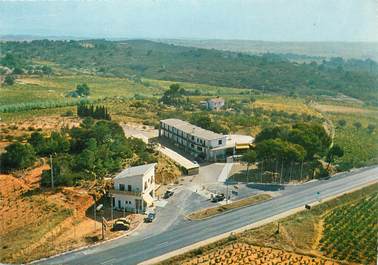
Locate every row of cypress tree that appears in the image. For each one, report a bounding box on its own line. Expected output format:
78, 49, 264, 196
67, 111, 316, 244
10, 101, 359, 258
77, 104, 111, 120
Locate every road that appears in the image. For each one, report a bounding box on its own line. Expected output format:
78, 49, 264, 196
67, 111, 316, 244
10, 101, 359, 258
35, 166, 378, 265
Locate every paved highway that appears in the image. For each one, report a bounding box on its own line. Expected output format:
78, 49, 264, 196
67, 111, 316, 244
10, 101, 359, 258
35, 166, 378, 265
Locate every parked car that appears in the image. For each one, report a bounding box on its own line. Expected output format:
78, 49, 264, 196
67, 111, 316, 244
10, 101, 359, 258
211, 193, 225, 202
112, 220, 129, 231
144, 212, 156, 223
163, 189, 174, 199
117, 218, 130, 225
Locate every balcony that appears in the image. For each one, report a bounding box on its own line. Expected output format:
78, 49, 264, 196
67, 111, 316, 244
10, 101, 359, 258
110, 189, 141, 197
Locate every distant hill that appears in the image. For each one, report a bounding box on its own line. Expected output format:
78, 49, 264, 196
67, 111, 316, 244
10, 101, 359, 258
0, 35, 89, 42
1, 39, 377, 104
157, 39, 378, 61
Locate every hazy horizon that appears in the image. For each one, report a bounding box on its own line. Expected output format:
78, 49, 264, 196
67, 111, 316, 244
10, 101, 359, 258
0, 0, 377, 42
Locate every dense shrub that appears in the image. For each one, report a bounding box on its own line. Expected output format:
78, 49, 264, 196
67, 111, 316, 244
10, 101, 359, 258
0, 143, 36, 170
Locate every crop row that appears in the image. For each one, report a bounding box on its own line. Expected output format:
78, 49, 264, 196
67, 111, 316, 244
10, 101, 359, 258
319, 193, 378, 264
0, 99, 93, 113
181, 243, 338, 265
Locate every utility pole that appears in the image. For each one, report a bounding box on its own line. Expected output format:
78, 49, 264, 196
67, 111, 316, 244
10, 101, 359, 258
101, 217, 107, 240
93, 202, 97, 230
226, 181, 229, 204
110, 193, 113, 221
50, 154, 54, 189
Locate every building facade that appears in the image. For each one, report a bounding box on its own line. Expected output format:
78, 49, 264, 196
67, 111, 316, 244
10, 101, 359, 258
111, 163, 156, 213
207, 97, 225, 110
159, 119, 228, 161
200, 97, 225, 111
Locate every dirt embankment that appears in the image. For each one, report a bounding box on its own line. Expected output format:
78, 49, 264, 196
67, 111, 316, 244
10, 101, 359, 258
0, 164, 121, 264
155, 154, 182, 185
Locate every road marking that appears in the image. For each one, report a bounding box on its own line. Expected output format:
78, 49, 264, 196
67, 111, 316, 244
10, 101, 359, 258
101, 258, 118, 265
159, 241, 170, 248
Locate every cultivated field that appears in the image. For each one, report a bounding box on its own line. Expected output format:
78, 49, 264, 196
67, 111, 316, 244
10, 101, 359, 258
158, 184, 378, 265
320, 192, 378, 264
176, 243, 339, 265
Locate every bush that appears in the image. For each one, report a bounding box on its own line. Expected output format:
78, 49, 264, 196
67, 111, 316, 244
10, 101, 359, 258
62, 110, 74, 117
0, 143, 36, 170
3, 75, 15, 86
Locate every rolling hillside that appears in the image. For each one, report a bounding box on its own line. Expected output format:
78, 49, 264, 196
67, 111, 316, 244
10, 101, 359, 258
1, 39, 377, 104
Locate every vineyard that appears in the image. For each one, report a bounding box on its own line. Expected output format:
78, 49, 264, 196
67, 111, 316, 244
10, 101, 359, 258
171, 243, 339, 265
159, 184, 378, 265
320, 192, 378, 264
0, 98, 92, 113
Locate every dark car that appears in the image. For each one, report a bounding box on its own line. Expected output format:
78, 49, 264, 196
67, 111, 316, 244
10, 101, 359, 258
211, 193, 225, 202
144, 212, 156, 223
163, 190, 174, 199
112, 220, 129, 231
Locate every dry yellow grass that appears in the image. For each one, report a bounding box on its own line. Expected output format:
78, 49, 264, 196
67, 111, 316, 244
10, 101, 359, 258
312, 103, 377, 114
253, 97, 320, 116
155, 154, 182, 185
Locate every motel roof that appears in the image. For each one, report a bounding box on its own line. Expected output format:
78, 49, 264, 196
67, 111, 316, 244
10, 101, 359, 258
160, 118, 225, 141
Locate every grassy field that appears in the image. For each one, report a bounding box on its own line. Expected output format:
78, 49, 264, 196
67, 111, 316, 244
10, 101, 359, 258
0, 75, 163, 106
187, 194, 272, 221
314, 103, 378, 170
158, 183, 378, 265
1, 74, 377, 170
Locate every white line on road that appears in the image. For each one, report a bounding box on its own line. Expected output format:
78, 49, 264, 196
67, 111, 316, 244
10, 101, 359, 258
158, 241, 170, 248
101, 258, 118, 265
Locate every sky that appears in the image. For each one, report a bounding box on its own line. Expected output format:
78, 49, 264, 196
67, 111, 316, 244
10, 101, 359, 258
0, 0, 377, 42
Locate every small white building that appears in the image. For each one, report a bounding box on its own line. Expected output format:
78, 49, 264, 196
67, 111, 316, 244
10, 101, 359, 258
207, 97, 225, 110
111, 163, 156, 213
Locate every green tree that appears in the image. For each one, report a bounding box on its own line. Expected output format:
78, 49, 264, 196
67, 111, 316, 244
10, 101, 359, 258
41, 65, 53, 75
4, 75, 15, 86
353, 122, 362, 129
1, 143, 36, 170
76, 83, 90, 96
160, 83, 187, 107
74, 149, 96, 171
44, 132, 70, 155
28, 132, 46, 155
367, 124, 375, 133
326, 144, 344, 170
241, 150, 257, 181
337, 119, 347, 127
41, 154, 75, 187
